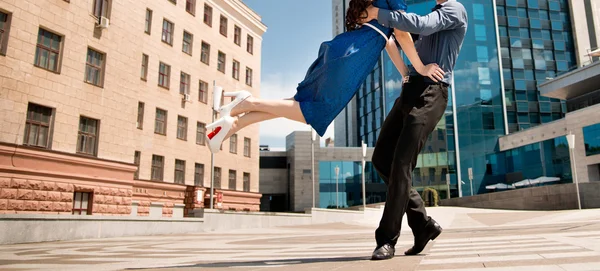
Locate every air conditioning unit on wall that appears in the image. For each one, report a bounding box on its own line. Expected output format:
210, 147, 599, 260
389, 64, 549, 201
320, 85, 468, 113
97, 16, 109, 29
183, 93, 191, 102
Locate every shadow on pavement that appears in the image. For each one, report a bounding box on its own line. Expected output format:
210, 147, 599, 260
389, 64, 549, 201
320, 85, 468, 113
130, 256, 369, 269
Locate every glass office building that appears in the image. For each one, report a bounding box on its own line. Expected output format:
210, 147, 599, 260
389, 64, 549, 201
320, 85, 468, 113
318, 161, 387, 208
335, 0, 578, 198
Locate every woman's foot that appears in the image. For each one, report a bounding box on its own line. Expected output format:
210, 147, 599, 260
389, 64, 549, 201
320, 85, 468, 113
219, 91, 252, 117
229, 97, 255, 117
224, 116, 239, 141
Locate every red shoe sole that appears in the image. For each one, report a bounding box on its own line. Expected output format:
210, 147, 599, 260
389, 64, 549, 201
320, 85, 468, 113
207, 127, 222, 140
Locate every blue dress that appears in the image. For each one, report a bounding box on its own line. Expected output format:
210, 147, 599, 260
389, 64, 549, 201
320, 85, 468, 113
294, 0, 407, 136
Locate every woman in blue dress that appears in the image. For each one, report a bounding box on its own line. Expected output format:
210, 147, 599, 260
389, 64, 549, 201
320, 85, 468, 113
206, 0, 445, 153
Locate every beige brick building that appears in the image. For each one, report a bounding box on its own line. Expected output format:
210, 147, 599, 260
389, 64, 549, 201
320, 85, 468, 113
0, 0, 266, 215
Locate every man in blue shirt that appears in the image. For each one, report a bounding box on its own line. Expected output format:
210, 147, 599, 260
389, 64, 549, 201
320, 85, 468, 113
361, 0, 468, 260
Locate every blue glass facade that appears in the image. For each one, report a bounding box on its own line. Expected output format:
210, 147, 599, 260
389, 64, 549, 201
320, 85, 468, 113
319, 161, 387, 208
583, 123, 600, 157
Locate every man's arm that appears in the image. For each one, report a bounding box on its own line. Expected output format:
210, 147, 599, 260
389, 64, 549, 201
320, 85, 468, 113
365, 3, 465, 36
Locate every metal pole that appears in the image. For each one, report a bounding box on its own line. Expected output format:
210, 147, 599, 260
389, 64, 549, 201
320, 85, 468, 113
311, 130, 315, 209
209, 81, 217, 209
570, 147, 582, 210
335, 166, 339, 209
361, 141, 366, 209
470, 178, 474, 196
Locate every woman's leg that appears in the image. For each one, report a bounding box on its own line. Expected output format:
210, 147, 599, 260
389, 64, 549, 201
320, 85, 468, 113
229, 97, 307, 124
224, 112, 278, 140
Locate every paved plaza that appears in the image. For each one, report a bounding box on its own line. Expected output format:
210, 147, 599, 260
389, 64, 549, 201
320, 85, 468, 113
2, 207, 600, 270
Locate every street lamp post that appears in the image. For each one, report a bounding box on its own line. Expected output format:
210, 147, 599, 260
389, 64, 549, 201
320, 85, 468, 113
567, 133, 582, 210
361, 141, 367, 209
311, 129, 316, 209
335, 165, 340, 209
209, 82, 221, 209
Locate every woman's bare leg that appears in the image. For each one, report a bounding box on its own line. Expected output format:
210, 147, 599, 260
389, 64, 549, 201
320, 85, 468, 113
229, 97, 307, 124
224, 112, 278, 140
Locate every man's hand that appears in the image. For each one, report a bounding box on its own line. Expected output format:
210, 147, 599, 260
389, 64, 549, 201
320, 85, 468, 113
359, 5, 379, 24
416, 63, 445, 83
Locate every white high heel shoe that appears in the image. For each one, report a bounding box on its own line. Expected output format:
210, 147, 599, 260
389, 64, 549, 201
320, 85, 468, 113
205, 115, 235, 154
213, 86, 224, 111
219, 90, 252, 117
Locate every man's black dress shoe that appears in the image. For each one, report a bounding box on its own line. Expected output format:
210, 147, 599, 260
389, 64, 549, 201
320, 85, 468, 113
405, 218, 442, 255
371, 243, 395, 260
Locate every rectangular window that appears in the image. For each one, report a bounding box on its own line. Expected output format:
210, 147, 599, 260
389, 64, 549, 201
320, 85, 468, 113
217, 51, 226, 73
214, 167, 221, 188
72, 192, 92, 215
196, 122, 206, 145
194, 163, 204, 186
141, 54, 148, 80
144, 9, 152, 34
201, 42, 210, 65
177, 115, 187, 140
137, 102, 144, 129
34, 28, 62, 73
243, 137, 251, 157
76, 116, 99, 156
482, 112, 495, 130
158, 62, 170, 88
229, 134, 237, 154
175, 159, 185, 184
168, 0, 176, 4
0, 11, 11, 56
228, 170, 236, 190
180, 72, 190, 95
219, 15, 228, 36
93, 0, 110, 18
247, 35, 254, 54
155, 108, 167, 135
198, 80, 208, 103
134, 151, 141, 179
203, 4, 212, 27
85, 48, 105, 87
245, 67, 253, 86
161, 19, 174, 45
182, 31, 193, 55
243, 173, 250, 192
151, 155, 164, 181
232, 60, 240, 80
186, 0, 196, 15
24, 103, 53, 148
234, 25, 241, 45
583, 123, 600, 157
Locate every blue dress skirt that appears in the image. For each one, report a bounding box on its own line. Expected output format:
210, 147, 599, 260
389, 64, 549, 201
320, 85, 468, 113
294, 0, 407, 136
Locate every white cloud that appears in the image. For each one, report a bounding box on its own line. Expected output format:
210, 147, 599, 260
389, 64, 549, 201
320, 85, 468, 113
258, 72, 334, 149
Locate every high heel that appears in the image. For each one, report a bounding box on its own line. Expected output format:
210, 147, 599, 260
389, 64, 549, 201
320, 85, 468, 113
219, 90, 252, 117
213, 86, 224, 111
206, 115, 235, 154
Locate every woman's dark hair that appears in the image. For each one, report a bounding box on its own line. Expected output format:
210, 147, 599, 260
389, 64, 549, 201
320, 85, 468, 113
346, 0, 374, 31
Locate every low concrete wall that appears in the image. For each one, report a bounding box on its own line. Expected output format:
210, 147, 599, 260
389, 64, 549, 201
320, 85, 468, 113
441, 183, 600, 210
202, 209, 312, 231
307, 208, 366, 224
0, 215, 204, 245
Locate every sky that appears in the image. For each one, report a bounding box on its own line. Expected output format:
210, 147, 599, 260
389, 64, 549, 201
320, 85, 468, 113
242, 0, 334, 150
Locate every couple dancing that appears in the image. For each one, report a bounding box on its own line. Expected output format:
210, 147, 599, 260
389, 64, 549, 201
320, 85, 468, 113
207, 0, 467, 260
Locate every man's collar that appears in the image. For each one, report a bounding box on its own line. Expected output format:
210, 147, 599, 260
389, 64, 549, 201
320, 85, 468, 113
432, 0, 455, 11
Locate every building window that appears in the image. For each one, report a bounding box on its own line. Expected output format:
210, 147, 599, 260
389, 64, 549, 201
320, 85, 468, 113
140, 54, 149, 81
175, 159, 185, 184
483, 112, 495, 130
232, 60, 240, 80
177, 115, 187, 140
158, 62, 170, 88
228, 170, 236, 190
234, 25, 241, 46
203, 4, 212, 27
144, 9, 152, 34
180, 72, 190, 95
137, 102, 144, 129
24, 103, 53, 148
155, 108, 167, 135
214, 167, 221, 188
219, 15, 228, 36
134, 151, 141, 179
93, 0, 110, 18
201, 42, 210, 65
34, 28, 62, 73
243, 173, 250, 192
84, 48, 105, 87
194, 163, 204, 186
76, 116, 99, 156
151, 155, 164, 181
583, 123, 600, 157
0, 11, 11, 56
161, 19, 174, 45
168, 0, 176, 5
196, 122, 206, 145
182, 31, 193, 55
198, 80, 208, 103
186, 0, 196, 15
229, 134, 238, 154
244, 137, 251, 157
217, 51, 226, 73
245, 67, 253, 86
247, 35, 253, 54
72, 192, 92, 215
